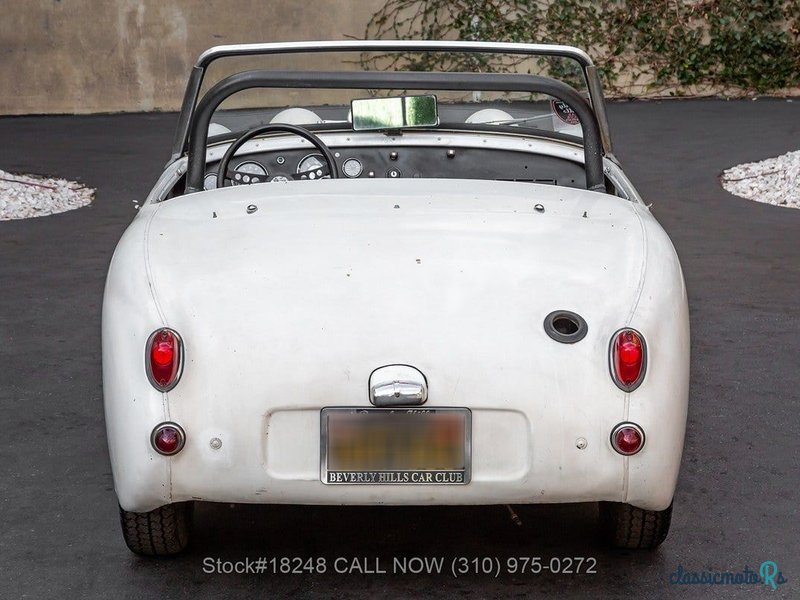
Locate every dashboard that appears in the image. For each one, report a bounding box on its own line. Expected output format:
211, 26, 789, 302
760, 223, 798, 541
203, 145, 588, 191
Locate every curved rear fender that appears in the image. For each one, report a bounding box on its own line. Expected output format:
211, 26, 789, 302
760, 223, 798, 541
624, 209, 690, 511
102, 210, 172, 511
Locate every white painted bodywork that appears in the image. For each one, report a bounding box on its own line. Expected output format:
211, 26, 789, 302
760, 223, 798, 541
104, 165, 689, 512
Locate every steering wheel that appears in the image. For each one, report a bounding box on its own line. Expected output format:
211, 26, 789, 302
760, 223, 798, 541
216, 123, 338, 187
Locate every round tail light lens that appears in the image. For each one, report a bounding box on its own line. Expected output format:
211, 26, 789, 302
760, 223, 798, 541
610, 328, 646, 391
611, 422, 645, 455
151, 422, 186, 456
146, 328, 183, 391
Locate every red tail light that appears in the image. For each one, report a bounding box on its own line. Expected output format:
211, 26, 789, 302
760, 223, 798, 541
610, 328, 646, 391
146, 328, 183, 391
610, 422, 645, 455
151, 422, 186, 456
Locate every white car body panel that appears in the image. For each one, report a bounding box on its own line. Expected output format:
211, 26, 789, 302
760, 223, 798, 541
103, 178, 688, 513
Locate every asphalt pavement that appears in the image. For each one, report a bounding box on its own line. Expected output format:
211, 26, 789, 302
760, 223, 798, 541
1, 100, 798, 599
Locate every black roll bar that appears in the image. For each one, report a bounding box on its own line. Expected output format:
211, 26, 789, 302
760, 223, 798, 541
185, 70, 605, 194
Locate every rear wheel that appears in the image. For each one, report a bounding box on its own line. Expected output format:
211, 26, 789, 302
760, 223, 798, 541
599, 501, 672, 549
119, 502, 192, 556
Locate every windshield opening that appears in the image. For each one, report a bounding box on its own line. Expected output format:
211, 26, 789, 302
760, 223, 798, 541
201, 50, 589, 141
209, 88, 584, 142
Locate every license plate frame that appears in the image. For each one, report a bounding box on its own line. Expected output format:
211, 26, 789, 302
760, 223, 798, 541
320, 407, 472, 485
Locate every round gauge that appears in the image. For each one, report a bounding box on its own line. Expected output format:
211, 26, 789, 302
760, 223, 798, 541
234, 161, 268, 184
203, 172, 218, 190
342, 158, 363, 178
297, 153, 328, 178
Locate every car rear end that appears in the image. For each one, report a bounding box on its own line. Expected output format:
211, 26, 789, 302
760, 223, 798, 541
104, 180, 688, 518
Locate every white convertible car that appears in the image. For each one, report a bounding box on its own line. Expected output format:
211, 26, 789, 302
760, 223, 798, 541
103, 41, 689, 555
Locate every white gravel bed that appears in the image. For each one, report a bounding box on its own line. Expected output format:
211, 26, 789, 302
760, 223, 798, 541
0, 169, 94, 220
721, 150, 800, 209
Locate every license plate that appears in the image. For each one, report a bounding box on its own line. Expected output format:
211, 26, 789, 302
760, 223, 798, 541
320, 407, 471, 485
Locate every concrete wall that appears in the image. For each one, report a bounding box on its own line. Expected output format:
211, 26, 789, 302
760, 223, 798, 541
1, 0, 384, 115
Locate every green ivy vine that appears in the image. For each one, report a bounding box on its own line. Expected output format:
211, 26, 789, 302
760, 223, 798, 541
363, 0, 800, 96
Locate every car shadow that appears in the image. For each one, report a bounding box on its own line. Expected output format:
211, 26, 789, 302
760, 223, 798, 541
120, 502, 673, 597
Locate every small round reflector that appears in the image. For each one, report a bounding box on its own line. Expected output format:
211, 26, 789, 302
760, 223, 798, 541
151, 422, 186, 456
611, 422, 645, 455
146, 328, 183, 392
610, 328, 647, 391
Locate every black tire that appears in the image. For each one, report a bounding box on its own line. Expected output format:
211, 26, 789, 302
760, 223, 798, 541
119, 502, 192, 556
599, 501, 672, 549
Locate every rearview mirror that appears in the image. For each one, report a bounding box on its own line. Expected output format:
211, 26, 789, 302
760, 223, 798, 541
351, 95, 439, 131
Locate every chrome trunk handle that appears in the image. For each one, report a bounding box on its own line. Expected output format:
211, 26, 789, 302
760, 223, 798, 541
371, 381, 427, 407
369, 365, 428, 407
